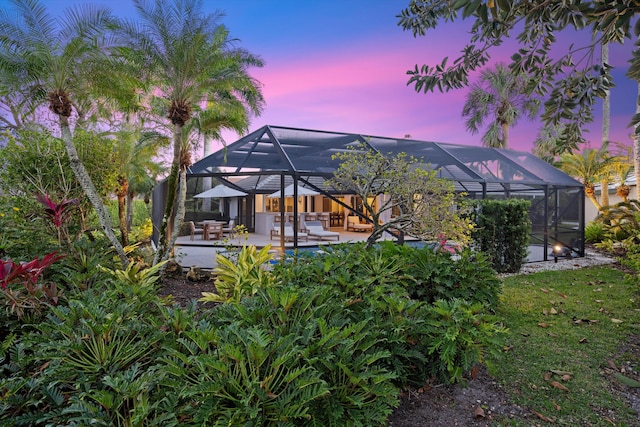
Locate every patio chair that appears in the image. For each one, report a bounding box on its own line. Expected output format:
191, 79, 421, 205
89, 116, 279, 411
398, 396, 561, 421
189, 221, 204, 240
270, 222, 308, 242
222, 219, 235, 237
304, 220, 340, 241
207, 222, 224, 240
346, 216, 373, 232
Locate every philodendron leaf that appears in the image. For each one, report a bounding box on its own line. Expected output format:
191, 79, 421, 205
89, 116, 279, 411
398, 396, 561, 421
614, 373, 640, 388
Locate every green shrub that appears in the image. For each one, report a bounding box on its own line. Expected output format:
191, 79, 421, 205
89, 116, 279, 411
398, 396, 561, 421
0, 196, 58, 260
165, 285, 400, 426
420, 298, 507, 383
585, 221, 606, 243
129, 218, 153, 243
473, 198, 531, 273
273, 242, 503, 385
0, 271, 171, 426
594, 200, 640, 243
404, 246, 502, 307
620, 243, 640, 294
200, 245, 278, 304
47, 237, 117, 292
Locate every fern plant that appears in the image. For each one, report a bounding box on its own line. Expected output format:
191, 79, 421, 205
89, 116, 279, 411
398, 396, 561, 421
200, 245, 278, 304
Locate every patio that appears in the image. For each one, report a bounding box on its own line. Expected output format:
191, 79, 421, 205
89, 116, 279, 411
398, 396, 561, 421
173, 226, 560, 270
174, 227, 388, 269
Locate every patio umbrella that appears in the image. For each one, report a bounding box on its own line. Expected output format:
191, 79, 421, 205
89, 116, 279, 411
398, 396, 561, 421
194, 184, 247, 199
268, 184, 319, 198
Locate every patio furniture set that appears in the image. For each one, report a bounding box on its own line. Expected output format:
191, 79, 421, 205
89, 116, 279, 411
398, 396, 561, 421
189, 219, 236, 241
270, 220, 340, 242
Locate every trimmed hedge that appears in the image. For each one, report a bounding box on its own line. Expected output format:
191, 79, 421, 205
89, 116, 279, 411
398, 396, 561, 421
473, 199, 531, 273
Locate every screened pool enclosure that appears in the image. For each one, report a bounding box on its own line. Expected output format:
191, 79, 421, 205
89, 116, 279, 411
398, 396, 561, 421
153, 125, 584, 262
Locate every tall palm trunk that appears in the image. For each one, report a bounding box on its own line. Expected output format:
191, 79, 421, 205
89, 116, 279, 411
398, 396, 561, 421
601, 42, 610, 208
58, 115, 129, 266
501, 121, 510, 149
154, 125, 186, 265
635, 81, 640, 200
116, 175, 129, 246
585, 183, 602, 211
126, 191, 135, 231
201, 135, 214, 211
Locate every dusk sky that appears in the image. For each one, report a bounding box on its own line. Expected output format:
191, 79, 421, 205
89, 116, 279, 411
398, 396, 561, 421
46, 0, 639, 157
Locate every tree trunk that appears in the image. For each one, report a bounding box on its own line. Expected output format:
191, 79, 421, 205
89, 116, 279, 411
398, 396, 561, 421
58, 115, 129, 266
155, 168, 187, 264
585, 183, 602, 211
154, 125, 183, 266
201, 135, 214, 211
117, 194, 128, 246
116, 176, 129, 246
635, 81, 640, 200
160, 169, 188, 263
501, 121, 510, 149
601, 42, 610, 207
126, 191, 134, 231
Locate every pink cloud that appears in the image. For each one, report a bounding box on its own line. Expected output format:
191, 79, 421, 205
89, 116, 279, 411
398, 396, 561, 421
217, 22, 637, 158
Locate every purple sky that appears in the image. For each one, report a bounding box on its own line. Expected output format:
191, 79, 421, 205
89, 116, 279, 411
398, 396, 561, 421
46, 0, 638, 156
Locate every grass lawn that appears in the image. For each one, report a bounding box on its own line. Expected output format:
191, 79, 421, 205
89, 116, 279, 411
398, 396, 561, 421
490, 265, 640, 426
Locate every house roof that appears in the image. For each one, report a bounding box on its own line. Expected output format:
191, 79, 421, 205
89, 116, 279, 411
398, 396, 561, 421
188, 125, 582, 194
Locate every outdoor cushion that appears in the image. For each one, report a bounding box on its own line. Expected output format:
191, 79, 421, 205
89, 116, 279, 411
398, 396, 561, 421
270, 222, 308, 242
304, 220, 340, 241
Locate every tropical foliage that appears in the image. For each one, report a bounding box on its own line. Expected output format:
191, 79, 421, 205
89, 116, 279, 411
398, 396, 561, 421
329, 144, 473, 248
558, 144, 616, 211
398, 0, 628, 154
462, 63, 540, 149
0, 0, 133, 265
0, 198, 508, 425
117, 0, 264, 265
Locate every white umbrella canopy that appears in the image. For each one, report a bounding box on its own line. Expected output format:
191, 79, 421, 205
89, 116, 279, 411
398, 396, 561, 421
194, 184, 247, 198
268, 184, 319, 198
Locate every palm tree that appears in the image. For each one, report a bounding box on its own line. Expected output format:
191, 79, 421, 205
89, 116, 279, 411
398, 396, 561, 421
600, 41, 611, 207
120, 0, 264, 264
613, 162, 633, 202
635, 81, 640, 201
558, 144, 616, 211
111, 127, 168, 246
462, 63, 540, 149
0, 0, 134, 265
607, 143, 633, 203
193, 97, 256, 211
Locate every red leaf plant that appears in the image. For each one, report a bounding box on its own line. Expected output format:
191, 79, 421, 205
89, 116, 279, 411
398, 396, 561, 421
0, 252, 64, 290
35, 194, 79, 228
0, 253, 65, 318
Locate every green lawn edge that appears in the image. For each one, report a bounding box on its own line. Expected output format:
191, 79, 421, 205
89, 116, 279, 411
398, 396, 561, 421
489, 265, 640, 426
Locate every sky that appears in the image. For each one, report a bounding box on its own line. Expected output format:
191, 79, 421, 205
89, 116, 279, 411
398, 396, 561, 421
43, 0, 639, 157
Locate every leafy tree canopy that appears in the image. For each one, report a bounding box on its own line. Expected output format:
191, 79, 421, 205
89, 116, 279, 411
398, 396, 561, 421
398, 0, 635, 154
328, 143, 472, 249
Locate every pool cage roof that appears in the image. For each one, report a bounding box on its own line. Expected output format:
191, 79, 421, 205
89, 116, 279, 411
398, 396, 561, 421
157, 125, 585, 262
188, 125, 581, 195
